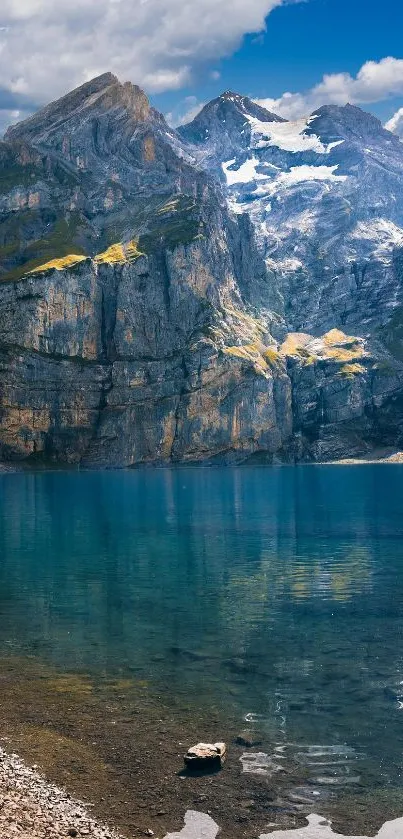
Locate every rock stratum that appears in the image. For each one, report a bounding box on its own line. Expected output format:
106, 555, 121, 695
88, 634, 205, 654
1, 74, 403, 465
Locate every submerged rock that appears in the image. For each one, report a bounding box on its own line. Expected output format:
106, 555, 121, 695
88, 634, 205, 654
235, 730, 263, 748
240, 751, 286, 776
184, 742, 226, 770
163, 810, 220, 839
259, 812, 403, 838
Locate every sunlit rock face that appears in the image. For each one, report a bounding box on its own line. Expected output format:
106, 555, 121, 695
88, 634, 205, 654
1, 76, 403, 465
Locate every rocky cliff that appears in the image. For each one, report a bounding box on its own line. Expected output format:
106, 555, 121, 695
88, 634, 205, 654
0, 75, 403, 465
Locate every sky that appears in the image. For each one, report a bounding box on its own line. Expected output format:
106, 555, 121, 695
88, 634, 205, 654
0, 0, 402, 136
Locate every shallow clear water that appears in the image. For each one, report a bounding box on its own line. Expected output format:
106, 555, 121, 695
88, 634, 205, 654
0, 465, 403, 805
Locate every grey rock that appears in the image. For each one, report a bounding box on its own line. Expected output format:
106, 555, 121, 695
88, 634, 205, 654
163, 811, 220, 839
259, 812, 403, 839
235, 731, 263, 748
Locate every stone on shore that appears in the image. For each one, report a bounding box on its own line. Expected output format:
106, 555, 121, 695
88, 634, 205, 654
184, 742, 226, 770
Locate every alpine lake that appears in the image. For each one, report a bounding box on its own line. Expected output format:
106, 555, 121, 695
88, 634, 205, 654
0, 465, 402, 838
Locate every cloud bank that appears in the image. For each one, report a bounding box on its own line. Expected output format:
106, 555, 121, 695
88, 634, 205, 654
385, 107, 403, 139
256, 57, 403, 119
0, 0, 287, 112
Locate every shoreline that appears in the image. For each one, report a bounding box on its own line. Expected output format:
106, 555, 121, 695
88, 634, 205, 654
2, 744, 403, 839
0, 745, 123, 839
1, 653, 403, 838
1, 450, 403, 473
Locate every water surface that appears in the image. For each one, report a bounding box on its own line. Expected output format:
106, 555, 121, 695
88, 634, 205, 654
0, 465, 402, 831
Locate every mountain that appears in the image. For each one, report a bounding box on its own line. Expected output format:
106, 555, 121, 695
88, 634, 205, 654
0, 77, 402, 466
182, 95, 403, 343
1, 73, 209, 282
178, 91, 284, 162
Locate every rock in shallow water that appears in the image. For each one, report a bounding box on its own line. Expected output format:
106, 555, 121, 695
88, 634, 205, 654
163, 810, 220, 839
184, 742, 226, 770
240, 751, 285, 776
235, 730, 263, 748
162, 810, 403, 839
259, 812, 403, 838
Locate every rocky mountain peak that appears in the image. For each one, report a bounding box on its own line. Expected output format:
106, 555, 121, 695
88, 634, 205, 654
217, 90, 284, 122
307, 102, 400, 148
178, 90, 284, 161
179, 90, 283, 139
4, 73, 152, 148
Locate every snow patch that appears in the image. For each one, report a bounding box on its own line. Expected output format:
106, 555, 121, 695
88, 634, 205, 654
246, 115, 345, 154
349, 219, 403, 262
252, 164, 347, 198
351, 218, 403, 247
222, 157, 268, 185
266, 257, 304, 272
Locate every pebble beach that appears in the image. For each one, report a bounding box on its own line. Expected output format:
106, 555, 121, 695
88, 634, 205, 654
0, 747, 123, 839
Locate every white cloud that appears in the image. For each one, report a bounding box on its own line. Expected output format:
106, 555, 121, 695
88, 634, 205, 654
0, 108, 28, 137
256, 57, 403, 119
385, 107, 403, 139
166, 96, 206, 127
0, 0, 289, 113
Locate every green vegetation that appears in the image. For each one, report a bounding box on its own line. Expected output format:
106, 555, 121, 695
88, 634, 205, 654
156, 198, 181, 214
223, 341, 277, 375
380, 306, 403, 361
139, 216, 201, 254
295, 347, 316, 365
325, 346, 364, 362
139, 195, 202, 254
0, 189, 201, 283
338, 362, 366, 378
280, 328, 365, 368
0, 212, 88, 283
94, 240, 143, 265
263, 347, 281, 365
224, 345, 255, 361
28, 254, 88, 274
0, 163, 42, 195
374, 359, 397, 375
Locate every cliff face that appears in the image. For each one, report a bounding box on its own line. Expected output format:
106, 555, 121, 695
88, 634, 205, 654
0, 229, 293, 465
1, 76, 403, 466
1, 250, 402, 465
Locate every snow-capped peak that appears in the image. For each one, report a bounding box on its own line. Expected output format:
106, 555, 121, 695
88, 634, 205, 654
246, 114, 345, 155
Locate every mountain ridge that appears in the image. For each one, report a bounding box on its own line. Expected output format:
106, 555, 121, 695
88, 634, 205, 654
0, 74, 403, 466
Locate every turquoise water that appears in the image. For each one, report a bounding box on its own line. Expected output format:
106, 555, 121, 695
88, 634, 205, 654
0, 465, 403, 803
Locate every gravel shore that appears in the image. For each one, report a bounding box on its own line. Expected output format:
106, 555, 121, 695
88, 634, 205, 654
0, 746, 125, 839
2, 743, 403, 839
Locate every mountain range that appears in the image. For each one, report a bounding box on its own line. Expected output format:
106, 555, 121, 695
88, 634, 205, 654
0, 73, 403, 465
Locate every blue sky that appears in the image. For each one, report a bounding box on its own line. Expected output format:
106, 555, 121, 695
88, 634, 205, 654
153, 0, 403, 124
0, 0, 402, 134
